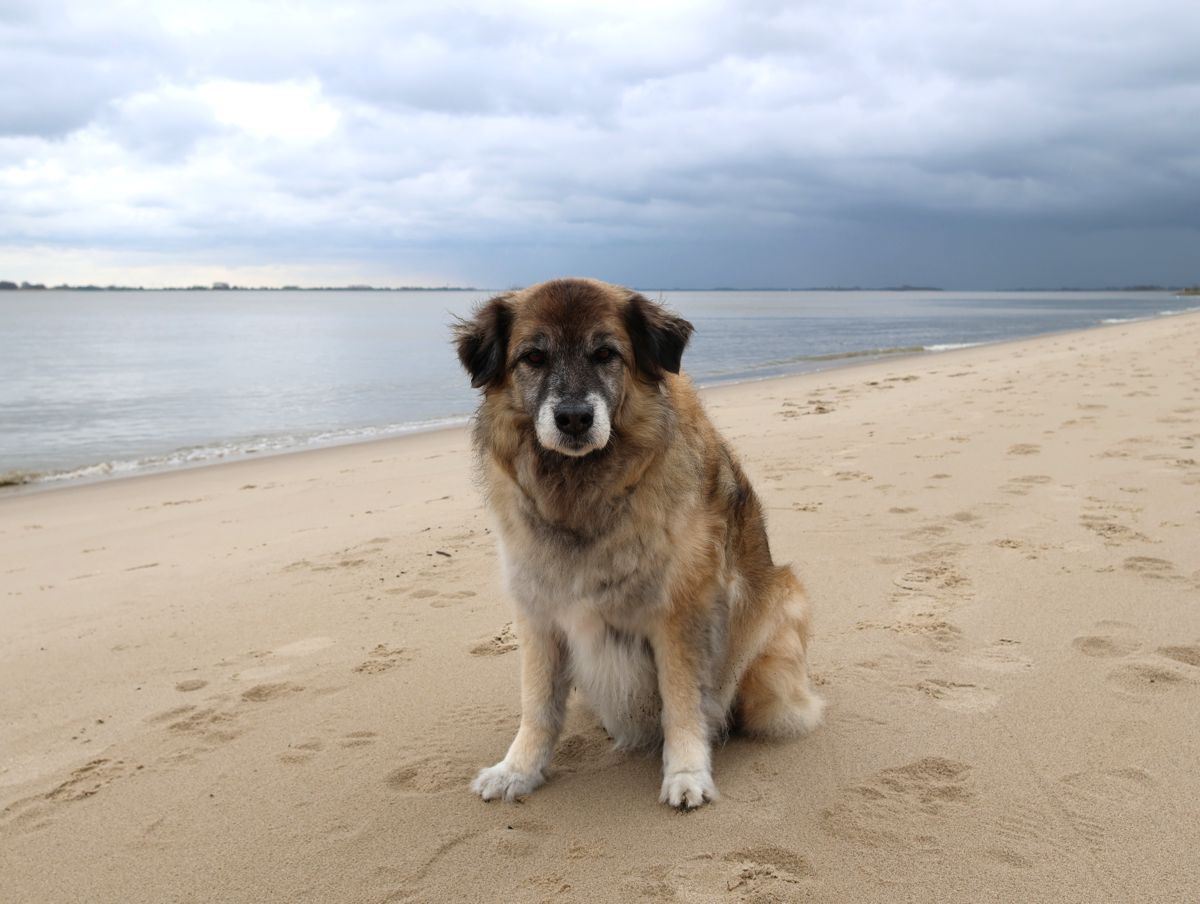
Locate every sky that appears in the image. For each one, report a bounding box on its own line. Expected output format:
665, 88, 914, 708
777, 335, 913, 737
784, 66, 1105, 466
1, 0, 1198, 289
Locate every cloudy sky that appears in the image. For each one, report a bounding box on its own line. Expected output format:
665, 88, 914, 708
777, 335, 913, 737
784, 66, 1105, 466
2, 0, 1198, 288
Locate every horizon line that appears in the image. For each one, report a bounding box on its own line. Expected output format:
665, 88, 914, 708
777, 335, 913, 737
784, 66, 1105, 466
3, 281, 1198, 294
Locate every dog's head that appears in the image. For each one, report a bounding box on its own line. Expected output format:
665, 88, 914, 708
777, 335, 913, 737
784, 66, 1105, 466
453, 278, 693, 457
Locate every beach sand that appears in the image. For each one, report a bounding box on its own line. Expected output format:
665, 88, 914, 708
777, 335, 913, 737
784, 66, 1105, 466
2, 312, 1199, 903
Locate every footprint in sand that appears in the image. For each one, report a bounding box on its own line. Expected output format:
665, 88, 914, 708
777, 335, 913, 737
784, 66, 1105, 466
44, 758, 131, 802
1157, 645, 1200, 667
1106, 661, 1193, 696
241, 682, 304, 702
339, 730, 378, 748
914, 678, 998, 713
900, 521, 951, 541
175, 679, 208, 692
164, 706, 241, 744
873, 547, 972, 653
385, 755, 477, 794
1007, 444, 1041, 456
892, 561, 969, 593
983, 803, 1075, 868
278, 739, 325, 764
781, 399, 832, 417
1001, 475, 1053, 496
719, 847, 814, 896
470, 623, 519, 656
1072, 635, 1140, 658
860, 598, 963, 652
353, 645, 409, 674
553, 728, 619, 773
833, 470, 873, 482
627, 847, 814, 900
1, 756, 141, 833
1122, 556, 1183, 581
821, 757, 973, 850
147, 704, 199, 725
1079, 515, 1148, 545
1057, 767, 1156, 852
430, 589, 477, 609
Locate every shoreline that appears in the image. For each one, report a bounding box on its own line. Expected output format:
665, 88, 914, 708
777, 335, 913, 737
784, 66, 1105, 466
6, 307, 1199, 498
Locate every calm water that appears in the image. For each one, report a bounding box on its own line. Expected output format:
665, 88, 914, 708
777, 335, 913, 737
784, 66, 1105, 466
1, 289, 1195, 486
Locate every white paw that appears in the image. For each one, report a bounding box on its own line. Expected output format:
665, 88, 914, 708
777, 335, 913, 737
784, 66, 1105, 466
471, 761, 545, 802
659, 769, 718, 809
794, 692, 826, 734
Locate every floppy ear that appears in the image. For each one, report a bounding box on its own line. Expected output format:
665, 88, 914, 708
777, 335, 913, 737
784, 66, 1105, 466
453, 294, 513, 389
623, 292, 694, 381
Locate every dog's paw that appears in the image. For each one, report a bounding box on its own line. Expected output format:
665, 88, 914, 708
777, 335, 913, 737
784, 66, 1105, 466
659, 768, 718, 810
471, 761, 545, 802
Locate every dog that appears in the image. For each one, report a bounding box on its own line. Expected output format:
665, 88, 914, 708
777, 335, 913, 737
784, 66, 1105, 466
453, 277, 823, 809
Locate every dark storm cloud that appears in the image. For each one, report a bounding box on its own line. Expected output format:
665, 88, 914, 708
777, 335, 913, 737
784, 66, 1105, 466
0, 0, 1197, 286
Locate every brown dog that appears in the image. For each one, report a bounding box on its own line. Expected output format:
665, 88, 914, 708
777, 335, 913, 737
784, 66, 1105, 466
454, 277, 823, 808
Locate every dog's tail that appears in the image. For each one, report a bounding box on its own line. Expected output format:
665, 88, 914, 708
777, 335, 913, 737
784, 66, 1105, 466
734, 568, 825, 737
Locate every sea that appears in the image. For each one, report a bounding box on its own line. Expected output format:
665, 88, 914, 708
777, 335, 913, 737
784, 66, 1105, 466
2, 288, 1196, 489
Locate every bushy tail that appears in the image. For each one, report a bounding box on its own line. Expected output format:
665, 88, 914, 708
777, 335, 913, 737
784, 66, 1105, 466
735, 572, 825, 737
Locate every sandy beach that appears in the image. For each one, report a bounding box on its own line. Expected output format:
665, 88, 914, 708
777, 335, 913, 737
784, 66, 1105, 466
2, 312, 1199, 903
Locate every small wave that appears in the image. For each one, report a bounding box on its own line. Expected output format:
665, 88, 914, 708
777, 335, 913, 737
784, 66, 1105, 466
1101, 317, 1143, 324
1158, 305, 1200, 316
5, 415, 470, 489
925, 342, 983, 352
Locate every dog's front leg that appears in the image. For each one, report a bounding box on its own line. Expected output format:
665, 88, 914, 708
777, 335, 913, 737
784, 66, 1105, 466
652, 611, 718, 809
472, 616, 568, 802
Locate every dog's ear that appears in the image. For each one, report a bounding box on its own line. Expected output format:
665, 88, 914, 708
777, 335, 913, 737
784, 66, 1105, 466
623, 292, 694, 381
453, 294, 513, 389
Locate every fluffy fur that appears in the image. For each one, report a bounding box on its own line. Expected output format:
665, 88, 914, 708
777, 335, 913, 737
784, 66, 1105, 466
454, 277, 823, 809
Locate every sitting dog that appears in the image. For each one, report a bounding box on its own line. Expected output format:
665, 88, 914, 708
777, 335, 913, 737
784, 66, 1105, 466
453, 277, 823, 808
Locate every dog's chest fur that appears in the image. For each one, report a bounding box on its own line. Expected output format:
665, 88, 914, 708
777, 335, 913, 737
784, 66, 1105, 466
493, 461, 704, 747
500, 482, 679, 623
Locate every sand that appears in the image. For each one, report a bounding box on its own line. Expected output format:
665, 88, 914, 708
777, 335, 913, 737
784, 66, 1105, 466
2, 312, 1199, 903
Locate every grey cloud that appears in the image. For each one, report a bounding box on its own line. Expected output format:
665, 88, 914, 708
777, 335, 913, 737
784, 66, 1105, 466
100, 90, 223, 161
0, 0, 1198, 287
0, 1, 175, 137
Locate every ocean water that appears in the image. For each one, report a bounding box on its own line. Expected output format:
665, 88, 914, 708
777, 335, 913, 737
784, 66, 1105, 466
1, 288, 1195, 487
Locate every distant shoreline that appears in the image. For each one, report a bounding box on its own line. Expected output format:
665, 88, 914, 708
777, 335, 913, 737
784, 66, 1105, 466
2, 282, 1197, 293
0, 283, 483, 292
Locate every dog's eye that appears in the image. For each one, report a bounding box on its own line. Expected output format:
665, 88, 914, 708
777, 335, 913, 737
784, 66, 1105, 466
524, 350, 546, 367
592, 347, 614, 363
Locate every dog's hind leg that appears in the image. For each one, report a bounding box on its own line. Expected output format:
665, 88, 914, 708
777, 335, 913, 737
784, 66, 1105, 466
734, 581, 825, 738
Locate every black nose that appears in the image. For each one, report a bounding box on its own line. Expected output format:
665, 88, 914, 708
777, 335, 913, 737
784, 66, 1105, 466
554, 402, 594, 437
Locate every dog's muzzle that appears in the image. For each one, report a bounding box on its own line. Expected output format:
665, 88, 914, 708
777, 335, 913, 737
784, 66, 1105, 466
536, 393, 611, 457
553, 401, 594, 437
